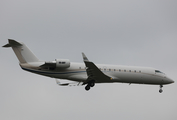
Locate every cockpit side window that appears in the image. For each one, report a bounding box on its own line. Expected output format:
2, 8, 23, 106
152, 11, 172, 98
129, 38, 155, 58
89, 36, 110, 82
155, 70, 164, 74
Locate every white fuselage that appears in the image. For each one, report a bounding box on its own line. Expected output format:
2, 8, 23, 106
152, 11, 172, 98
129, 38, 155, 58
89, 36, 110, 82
20, 62, 173, 85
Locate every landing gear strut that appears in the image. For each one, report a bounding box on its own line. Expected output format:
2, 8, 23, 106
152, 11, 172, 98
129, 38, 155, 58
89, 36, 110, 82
159, 85, 163, 93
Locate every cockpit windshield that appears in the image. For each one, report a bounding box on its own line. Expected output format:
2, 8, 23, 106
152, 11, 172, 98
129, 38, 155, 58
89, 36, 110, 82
155, 70, 164, 74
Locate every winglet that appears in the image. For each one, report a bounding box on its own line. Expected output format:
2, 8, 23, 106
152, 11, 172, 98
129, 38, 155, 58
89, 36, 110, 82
82, 52, 89, 62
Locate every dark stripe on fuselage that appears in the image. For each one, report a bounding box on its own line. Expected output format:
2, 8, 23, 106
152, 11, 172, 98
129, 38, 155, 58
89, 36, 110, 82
21, 67, 86, 75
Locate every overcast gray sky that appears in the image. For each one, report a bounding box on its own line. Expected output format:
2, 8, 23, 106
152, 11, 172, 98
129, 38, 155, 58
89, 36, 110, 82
1, 0, 177, 120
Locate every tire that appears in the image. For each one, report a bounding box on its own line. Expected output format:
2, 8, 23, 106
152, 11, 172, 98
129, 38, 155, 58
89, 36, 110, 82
159, 89, 163, 93
85, 85, 90, 91
90, 82, 95, 87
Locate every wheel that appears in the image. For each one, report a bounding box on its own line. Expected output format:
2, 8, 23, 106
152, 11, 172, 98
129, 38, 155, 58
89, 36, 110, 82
90, 82, 95, 87
85, 85, 90, 91
159, 89, 163, 93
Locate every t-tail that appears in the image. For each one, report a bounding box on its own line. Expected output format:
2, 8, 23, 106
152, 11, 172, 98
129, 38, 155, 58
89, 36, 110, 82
3, 39, 39, 63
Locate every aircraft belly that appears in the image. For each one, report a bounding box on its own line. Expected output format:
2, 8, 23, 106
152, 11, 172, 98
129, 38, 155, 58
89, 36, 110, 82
143, 75, 164, 84
22, 67, 87, 81
107, 72, 164, 85
107, 72, 142, 83
67, 74, 87, 81
42, 71, 87, 81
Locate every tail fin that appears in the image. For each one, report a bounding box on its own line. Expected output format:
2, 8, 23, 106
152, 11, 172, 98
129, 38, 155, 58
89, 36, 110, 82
3, 39, 39, 63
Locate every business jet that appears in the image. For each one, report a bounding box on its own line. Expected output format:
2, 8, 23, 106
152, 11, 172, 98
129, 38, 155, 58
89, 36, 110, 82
3, 39, 174, 93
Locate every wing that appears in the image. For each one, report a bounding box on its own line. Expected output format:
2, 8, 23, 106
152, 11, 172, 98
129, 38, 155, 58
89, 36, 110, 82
82, 53, 112, 84
55, 79, 83, 86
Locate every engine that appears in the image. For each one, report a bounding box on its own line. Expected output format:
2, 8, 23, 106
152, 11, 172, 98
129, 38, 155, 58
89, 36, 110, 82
55, 59, 70, 68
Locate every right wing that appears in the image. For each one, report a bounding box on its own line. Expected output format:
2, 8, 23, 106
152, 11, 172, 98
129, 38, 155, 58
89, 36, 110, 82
82, 53, 112, 84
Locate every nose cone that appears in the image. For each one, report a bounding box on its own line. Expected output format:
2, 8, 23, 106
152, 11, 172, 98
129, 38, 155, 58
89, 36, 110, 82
165, 77, 174, 84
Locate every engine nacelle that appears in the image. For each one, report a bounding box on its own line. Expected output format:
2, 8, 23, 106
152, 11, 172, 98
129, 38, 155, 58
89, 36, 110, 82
55, 59, 70, 68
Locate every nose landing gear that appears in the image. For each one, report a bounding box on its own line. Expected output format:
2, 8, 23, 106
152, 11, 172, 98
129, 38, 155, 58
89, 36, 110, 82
159, 85, 163, 93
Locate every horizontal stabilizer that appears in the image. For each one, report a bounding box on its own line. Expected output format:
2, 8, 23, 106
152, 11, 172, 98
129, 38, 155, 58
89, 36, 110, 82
3, 39, 22, 47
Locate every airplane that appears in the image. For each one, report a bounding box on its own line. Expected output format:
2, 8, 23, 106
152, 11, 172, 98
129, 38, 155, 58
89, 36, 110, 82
3, 39, 174, 93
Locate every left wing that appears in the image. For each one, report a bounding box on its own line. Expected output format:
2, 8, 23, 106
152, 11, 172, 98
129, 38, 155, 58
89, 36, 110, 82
82, 53, 112, 84
55, 79, 83, 86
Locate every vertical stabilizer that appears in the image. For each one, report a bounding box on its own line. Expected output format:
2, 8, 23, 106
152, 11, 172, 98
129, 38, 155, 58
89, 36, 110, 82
3, 39, 39, 63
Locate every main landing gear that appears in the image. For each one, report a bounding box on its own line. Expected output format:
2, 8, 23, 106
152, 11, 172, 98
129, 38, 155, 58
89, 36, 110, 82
159, 85, 163, 93
85, 80, 95, 91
